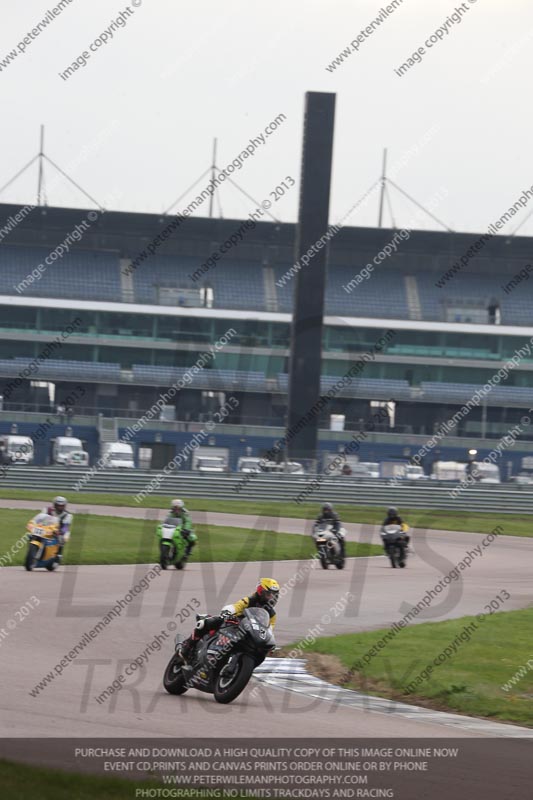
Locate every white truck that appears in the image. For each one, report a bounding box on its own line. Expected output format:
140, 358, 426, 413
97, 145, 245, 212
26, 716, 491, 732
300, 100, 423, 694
52, 436, 89, 467
237, 457, 263, 473
431, 461, 466, 481
261, 461, 305, 475
401, 464, 428, 480
471, 462, 501, 483
0, 435, 34, 465
236, 457, 305, 475
195, 455, 226, 473
192, 447, 228, 473
101, 442, 135, 468
359, 461, 380, 478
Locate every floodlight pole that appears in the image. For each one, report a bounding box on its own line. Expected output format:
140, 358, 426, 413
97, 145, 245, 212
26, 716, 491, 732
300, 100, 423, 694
378, 147, 387, 227
209, 138, 217, 218
37, 125, 45, 206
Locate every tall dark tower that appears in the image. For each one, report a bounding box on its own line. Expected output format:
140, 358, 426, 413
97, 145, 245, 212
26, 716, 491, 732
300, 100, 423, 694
287, 91, 336, 464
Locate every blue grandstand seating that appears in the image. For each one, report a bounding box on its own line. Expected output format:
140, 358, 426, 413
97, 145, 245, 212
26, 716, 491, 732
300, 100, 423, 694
416, 264, 533, 326
274, 262, 409, 318
277, 374, 411, 399
2, 241, 533, 326
132, 365, 267, 390
0, 246, 121, 301
421, 381, 533, 405
131, 255, 266, 310
0, 358, 120, 381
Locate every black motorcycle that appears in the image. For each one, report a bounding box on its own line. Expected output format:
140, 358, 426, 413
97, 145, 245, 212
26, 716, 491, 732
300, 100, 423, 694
313, 522, 346, 570
163, 607, 276, 704
381, 524, 408, 568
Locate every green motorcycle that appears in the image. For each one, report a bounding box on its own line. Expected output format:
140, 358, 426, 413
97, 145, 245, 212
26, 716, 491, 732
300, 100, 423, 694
157, 516, 197, 570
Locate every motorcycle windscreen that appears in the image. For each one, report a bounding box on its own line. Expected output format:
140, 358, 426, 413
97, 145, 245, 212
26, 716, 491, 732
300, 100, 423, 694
244, 607, 271, 627
31, 513, 58, 530
383, 525, 402, 534
160, 523, 178, 540
243, 607, 275, 647
315, 523, 331, 533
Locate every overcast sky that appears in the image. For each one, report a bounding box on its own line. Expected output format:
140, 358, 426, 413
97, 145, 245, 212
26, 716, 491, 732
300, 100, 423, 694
1, 0, 532, 236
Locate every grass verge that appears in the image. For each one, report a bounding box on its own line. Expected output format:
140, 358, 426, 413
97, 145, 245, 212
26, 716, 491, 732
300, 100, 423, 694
0, 487, 531, 537
1, 509, 381, 566
0, 758, 255, 800
297, 608, 533, 727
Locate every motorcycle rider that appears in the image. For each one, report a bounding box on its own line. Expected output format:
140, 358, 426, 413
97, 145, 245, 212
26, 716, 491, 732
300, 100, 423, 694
169, 499, 196, 562
48, 496, 73, 564
314, 502, 346, 558
381, 506, 410, 554
178, 578, 280, 665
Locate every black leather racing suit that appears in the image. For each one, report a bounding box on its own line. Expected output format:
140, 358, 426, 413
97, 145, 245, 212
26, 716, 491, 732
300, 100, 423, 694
180, 592, 276, 663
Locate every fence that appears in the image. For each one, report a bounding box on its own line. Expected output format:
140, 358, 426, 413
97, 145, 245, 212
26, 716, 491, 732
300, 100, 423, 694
2, 467, 533, 513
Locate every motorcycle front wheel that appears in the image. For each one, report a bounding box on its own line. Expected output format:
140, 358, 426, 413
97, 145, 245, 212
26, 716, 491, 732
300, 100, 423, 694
214, 654, 255, 704
391, 545, 403, 568
163, 654, 189, 695
24, 543, 39, 571
159, 543, 172, 570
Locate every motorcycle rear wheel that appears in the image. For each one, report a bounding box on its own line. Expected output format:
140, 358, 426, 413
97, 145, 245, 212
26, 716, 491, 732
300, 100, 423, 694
214, 654, 255, 704
163, 654, 189, 694
24, 543, 39, 572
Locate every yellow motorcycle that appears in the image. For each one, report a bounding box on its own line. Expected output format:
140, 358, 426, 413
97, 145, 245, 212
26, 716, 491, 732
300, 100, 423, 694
25, 513, 61, 571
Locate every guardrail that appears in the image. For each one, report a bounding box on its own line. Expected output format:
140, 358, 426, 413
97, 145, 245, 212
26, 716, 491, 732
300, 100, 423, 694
2, 467, 533, 513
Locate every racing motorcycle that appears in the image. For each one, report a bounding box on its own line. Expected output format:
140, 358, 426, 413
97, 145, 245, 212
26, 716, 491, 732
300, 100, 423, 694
157, 516, 197, 570
25, 512, 61, 571
313, 521, 346, 570
380, 524, 409, 568
163, 607, 276, 704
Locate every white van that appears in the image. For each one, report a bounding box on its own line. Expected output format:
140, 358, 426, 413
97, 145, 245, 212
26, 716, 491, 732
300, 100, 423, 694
431, 461, 466, 481
262, 461, 305, 475
195, 456, 226, 473
52, 436, 89, 466
237, 457, 263, 473
0, 435, 34, 464
402, 465, 428, 480
101, 442, 135, 468
472, 462, 500, 484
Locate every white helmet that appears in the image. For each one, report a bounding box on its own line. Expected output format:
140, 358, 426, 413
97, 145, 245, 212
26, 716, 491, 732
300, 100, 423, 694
171, 499, 184, 512
53, 496, 67, 513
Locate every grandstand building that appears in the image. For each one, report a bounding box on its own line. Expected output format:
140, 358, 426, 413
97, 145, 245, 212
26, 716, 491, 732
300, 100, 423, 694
1, 200, 533, 473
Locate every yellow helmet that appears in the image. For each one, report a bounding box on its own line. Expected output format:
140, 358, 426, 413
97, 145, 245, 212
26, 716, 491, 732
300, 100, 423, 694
256, 578, 280, 606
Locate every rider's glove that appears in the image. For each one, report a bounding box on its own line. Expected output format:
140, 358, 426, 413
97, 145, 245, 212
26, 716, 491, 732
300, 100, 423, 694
220, 609, 233, 621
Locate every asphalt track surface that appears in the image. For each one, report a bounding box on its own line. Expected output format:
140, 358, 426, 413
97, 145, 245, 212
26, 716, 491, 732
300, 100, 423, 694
1, 499, 532, 739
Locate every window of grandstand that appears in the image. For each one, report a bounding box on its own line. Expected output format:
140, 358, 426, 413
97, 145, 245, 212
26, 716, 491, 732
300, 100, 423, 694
370, 400, 395, 427
156, 286, 204, 307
